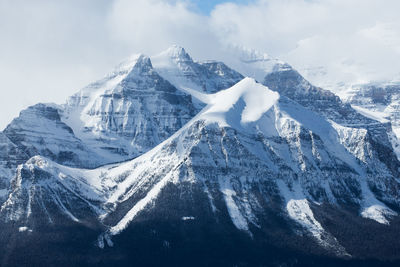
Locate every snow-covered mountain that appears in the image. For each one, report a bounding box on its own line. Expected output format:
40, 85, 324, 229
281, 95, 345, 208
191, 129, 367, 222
4, 103, 104, 168
151, 45, 244, 95
332, 81, 400, 158
1, 46, 400, 266
63, 53, 198, 163
1, 156, 108, 225
94, 78, 398, 250
293, 66, 400, 161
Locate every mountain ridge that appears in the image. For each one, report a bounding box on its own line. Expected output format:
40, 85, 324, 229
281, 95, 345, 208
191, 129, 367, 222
1, 46, 400, 266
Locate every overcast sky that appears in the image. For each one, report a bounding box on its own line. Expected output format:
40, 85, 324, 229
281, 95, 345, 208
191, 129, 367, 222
1, 0, 400, 129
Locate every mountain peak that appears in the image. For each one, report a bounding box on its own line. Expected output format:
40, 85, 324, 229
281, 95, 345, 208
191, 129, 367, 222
111, 53, 152, 77
127, 54, 153, 75
163, 45, 192, 62
200, 77, 279, 127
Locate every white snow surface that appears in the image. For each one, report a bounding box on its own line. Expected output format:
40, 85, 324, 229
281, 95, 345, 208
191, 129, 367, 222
351, 105, 390, 124
361, 205, 396, 225
18, 226, 30, 232
219, 176, 249, 231
151, 45, 212, 105
182, 216, 195, 221
199, 78, 279, 127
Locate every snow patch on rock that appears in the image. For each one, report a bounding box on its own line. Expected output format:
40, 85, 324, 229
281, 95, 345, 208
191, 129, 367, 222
361, 205, 396, 225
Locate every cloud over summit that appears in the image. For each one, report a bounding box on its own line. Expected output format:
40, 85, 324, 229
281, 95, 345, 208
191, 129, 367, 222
1, 0, 400, 128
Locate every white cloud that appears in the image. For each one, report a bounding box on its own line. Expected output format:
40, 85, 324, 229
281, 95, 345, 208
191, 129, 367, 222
1, 0, 400, 128
360, 22, 400, 54
105, 0, 224, 59
209, 0, 400, 89
0, 0, 117, 129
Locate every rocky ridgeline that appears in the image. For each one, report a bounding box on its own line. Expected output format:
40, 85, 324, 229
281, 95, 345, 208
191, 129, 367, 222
1, 46, 400, 266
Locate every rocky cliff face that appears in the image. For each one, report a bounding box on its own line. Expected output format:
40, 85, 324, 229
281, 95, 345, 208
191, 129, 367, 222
0, 133, 27, 200
1, 156, 108, 226
151, 45, 244, 95
63, 54, 197, 162
262, 64, 400, 187
338, 82, 400, 157
3, 104, 102, 169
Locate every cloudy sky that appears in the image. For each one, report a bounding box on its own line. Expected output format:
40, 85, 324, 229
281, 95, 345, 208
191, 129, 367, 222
1, 0, 400, 129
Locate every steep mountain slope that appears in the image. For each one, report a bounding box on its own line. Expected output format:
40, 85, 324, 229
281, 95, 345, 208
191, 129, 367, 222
63, 54, 197, 162
0, 133, 27, 200
3, 103, 103, 169
225, 47, 394, 129
337, 82, 400, 157
222, 48, 400, 199
3, 79, 400, 266
97, 79, 399, 244
289, 65, 400, 161
256, 56, 400, 188
1, 156, 109, 226
0, 102, 103, 202
151, 45, 244, 96
61, 47, 242, 164
0, 47, 245, 206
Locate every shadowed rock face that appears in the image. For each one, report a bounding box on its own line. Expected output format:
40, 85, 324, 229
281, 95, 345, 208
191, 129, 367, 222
0, 133, 28, 199
199, 61, 245, 93
264, 65, 375, 125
